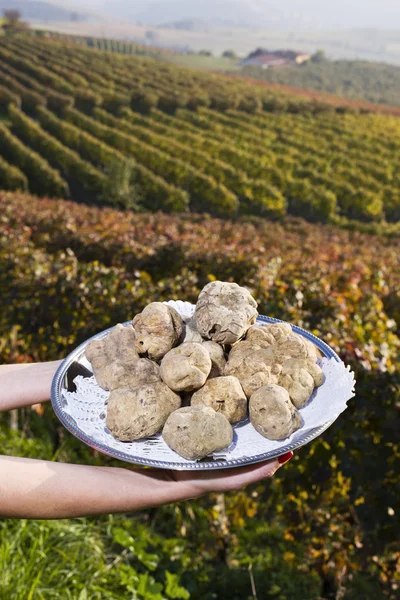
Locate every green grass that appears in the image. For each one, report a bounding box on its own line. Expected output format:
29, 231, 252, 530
242, 59, 400, 108
162, 53, 240, 72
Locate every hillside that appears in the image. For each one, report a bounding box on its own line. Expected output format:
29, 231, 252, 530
1, 34, 400, 230
1, 189, 399, 599
242, 58, 400, 108
29, 21, 400, 66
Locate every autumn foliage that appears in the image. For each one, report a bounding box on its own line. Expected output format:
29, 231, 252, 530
0, 191, 399, 599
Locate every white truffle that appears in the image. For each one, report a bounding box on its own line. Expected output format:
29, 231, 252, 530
191, 376, 247, 423
202, 340, 226, 378
127, 358, 161, 387
106, 382, 181, 441
182, 324, 204, 344
279, 358, 324, 408
225, 346, 282, 398
162, 406, 233, 460
160, 342, 212, 392
133, 302, 183, 360
246, 322, 292, 347
195, 281, 258, 344
228, 340, 261, 362
299, 335, 322, 360
263, 334, 312, 364
85, 324, 139, 391
279, 364, 314, 408
249, 384, 302, 440
283, 358, 324, 387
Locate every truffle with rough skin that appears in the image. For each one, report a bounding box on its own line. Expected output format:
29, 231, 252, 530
128, 358, 161, 387
263, 334, 315, 364
246, 322, 292, 348
162, 406, 233, 460
250, 384, 302, 440
133, 302, 183, 361
285, 358, 324, 387
202, 340, 226, 378
225, 346, 282, 398
106, 382, 181, 441
195, 281, 258, 345
279, 358, 324, 408
160, 342, 212, 392
228, 340, 261, 361
85, 324, 139, 391
299, 335, 322, 360
191, 376, 247, 423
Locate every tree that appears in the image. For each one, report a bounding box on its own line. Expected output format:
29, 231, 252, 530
3, 9, 28, 33
311, 49, 328, 63
145, 30, 159, 46
222, 50, 237, 59
103, 159, 140, 210
199, 50, 213, 57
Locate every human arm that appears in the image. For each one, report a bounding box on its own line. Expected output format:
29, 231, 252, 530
0, 453, 291, 520
0, 361, 292, 519
0, 361, 62, 411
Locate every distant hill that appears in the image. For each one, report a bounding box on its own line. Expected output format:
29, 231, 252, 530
0, 0, 95, 23
241, 58, 400, 108
161, 19, 210, 32
67, 0, 400, 31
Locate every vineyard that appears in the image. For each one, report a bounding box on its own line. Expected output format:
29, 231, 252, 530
0, 34, 400, 229
1, 190, 399, 599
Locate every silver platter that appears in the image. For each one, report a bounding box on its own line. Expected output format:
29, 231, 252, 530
51, 314, 340, 470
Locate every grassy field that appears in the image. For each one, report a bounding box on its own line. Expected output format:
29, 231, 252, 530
240, 60, 400, 108
162, 53, 240, 72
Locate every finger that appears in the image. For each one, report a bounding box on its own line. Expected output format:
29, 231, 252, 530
175, 455, 287, 495
212, 451, 294, 490
217, 458, 282, 491
148, 452, 294, 497
204, 451, 293, 484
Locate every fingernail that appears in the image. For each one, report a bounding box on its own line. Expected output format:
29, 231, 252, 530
278, 452, 293, 465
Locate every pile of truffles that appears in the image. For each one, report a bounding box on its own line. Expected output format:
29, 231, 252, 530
85, 281, 324, 460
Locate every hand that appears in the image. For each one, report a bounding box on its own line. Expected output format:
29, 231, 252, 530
149, 452, 294, 500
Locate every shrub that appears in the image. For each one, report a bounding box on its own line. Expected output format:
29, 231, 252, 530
286, 179, 337, 222
341, 188, 384, 222
131, 88, 159, 114
157, 91, 189, 114
0, 85, 21, 110
0, 71, 45, 113
0, 156, 28, 191
0, 122, 69, 197
8, 105, 106, 201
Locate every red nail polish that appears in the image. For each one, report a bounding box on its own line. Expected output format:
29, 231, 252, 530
278, 451, 293, 465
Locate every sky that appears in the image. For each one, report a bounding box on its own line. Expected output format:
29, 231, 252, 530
17, 1, 400, 30
80, 0, 400, 29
